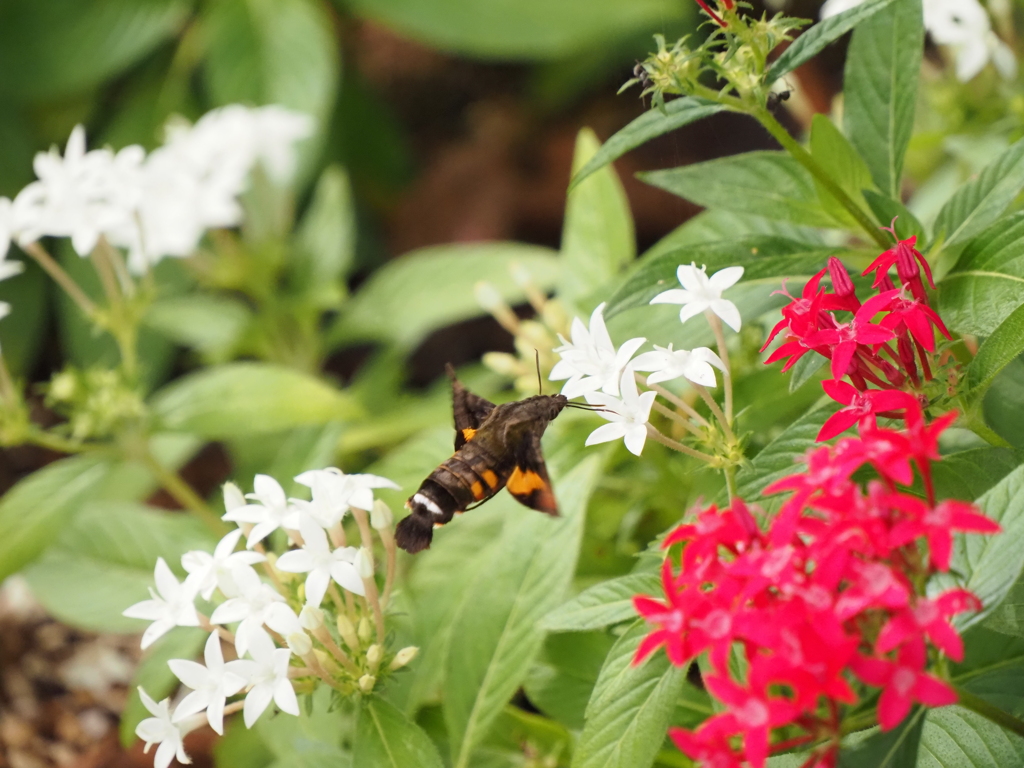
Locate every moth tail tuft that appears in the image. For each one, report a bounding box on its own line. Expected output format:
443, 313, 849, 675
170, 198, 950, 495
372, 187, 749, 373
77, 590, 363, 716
395, 513, 435, 554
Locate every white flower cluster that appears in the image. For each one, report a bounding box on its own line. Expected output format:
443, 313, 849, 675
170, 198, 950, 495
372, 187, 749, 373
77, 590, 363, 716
0, 105, 313, 274
551, 264, 742, 455
124, 467, 399, 768
821, 0, 1017, 82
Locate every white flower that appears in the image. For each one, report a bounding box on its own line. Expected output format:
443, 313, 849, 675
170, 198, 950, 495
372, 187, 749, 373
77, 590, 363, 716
181, 529, 266, 600
631, 344, 725, 387
123, 558, 200, 650
223, 475, 299, 549
275, 517, 365, 607
232, 631, 299, 728
13, 126, 138, 256
209, 565, 286, 657
135, 687, 191, 768
925, 0, 1017, 82
170, 632, 248, 735
550, 302, 646, 398
583, 368, 657, 456
293, 468, 400, 519
650, 263, 744, 332
821, 0, 1016, 82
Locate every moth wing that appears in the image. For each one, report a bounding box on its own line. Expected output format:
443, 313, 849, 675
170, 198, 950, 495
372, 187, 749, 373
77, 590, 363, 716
506, 431, 559, 516
447, 364, 496, 450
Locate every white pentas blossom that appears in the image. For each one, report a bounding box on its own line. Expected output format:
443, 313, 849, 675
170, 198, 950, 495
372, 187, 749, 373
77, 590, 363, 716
209, 564, 288, 657
122, 558, 200, 649
276, 517, 365, 607
170, 632, 249, 735
650, 263, 745, 332
584, 368, 658, 456
632, 344, 726, 388
821, 0, 1016, 82
7, 105, 313, 273
292, 468, 400, 528
550, 302, 645, 397
232, 631, 300, 728
223, 474, 299, 548
135, 688, 191, 768
182, 529, 265, 600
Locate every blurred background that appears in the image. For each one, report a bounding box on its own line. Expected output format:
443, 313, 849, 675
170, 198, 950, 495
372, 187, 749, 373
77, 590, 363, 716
1, 0, 1016, 765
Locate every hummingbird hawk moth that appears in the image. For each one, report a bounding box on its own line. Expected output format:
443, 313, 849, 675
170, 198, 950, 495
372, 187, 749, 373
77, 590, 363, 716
395, 365, 570, 554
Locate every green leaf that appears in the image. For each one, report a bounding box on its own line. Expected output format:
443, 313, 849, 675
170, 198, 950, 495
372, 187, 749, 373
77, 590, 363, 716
952, 626, 1024, 714
561, 128, 635, 303
605, 235, 835, 318
983, 358, 1024, 449
541, 572, 659, 632
445, 456, 603, 768
842, 0, 922, 198
150, 362, 358, 437
0, 255, 48, 376
766, 0, 898, 83
943, 465, 1024, 631
120, 627, 207, 747
733, 403, 838, 506
202, 0, 338, 126
354, 696, 445, 768
937, 212, 1024, 336
931, 448, 1021, 502
144, 294, 252, 357
0, 454, 111, 582
810, 114, 876, 218
838, 709, 925, 768
863, 190, 926, 244
639, 151, 838, 228
332, 243, 560, 350
343, 0, 686, 60
788, 352, 828, 393
934, 138, 1024, 247
294, 165, 357, 300
524, 632, 615, 730
569, 99, 726, 190
968, 303, 1024, 394
24, 502, 215, 632
0, 0, 189, 101
571, 621, 686, 768
917, 706, 1024, 767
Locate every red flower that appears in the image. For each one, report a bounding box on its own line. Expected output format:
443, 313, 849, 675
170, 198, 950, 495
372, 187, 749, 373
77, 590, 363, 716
890, 498, 1002, 571
851, 640, 957, 730
881, 294, 951, 352
633, 559, 695, 665
817, 380, 919, 441
803, 291, 897, 379
862, 236, 935, 294
877, 590, 982, 661
670, 725, 745, 768
824, 256, 861, 313
701, 675, 801, 768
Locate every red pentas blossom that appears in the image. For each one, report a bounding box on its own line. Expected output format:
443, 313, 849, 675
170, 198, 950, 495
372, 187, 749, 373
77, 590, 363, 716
633, 408, 1000, 768
764, 227, 953, 442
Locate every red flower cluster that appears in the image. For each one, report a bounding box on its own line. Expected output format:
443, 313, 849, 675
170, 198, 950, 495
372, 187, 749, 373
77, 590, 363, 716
633, 407, 1000, 768
763, 231, 951, 442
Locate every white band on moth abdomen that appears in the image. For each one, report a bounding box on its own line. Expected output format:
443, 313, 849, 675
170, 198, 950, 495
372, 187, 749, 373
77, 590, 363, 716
413, 493, 444, 517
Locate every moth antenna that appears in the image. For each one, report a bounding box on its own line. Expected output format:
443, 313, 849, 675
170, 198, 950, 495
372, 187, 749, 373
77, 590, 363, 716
535, 349, 542, 395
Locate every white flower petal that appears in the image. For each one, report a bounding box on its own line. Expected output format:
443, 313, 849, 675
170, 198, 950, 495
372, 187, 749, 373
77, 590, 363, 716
586, 422, 628, 446
710, 298, 742, 332
623, 424, 649, 456
708, 265, 744, 292
244, 683, 275, 728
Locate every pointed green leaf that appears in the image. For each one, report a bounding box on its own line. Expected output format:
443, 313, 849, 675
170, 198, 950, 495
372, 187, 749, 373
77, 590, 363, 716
934, 138, 1024, 247
445, 456, 603, 768
640, 151, 838, 228
766, 0, 899, 83
917, 706, 1024, 767
838, 709, 925, 768
569, 99, 725, 190
295, 165, 357, 295
355, 697, 445, 768
843, 0, 922, 197
541, 571, 660, 632
931, 448, 1021, 502
561, 128, 635, 302
968, 303, 1024, 395
151, 362, 358, 437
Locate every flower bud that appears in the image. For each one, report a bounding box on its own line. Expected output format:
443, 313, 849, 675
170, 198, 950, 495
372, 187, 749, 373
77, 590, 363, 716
827, 257, 855, 298
287, 632, 312, 656
336, 615, 359, 651
366, 643, 383, 673
371, 500, 393, 530
355, 547, 374, 578
358, 616, 373, 646
389, 646, 419, 670
358, 674, 376, 693
49, 371, 77, 401
482, 352, 522, 378
222, 482, 246, 513
299, 604, 324, 631
474, 280, 505, 312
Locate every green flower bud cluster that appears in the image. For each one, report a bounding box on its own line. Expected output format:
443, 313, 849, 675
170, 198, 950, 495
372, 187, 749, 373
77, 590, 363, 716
44, 366, 146, 440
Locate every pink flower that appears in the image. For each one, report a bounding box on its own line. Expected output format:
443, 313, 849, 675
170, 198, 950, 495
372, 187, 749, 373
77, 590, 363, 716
803, 291, 897, 379
862, 236, 934, 295
851, 641, 957, 730
818, 380, 919, 441
877, 590, 982, 661
890, 498, 1001, 571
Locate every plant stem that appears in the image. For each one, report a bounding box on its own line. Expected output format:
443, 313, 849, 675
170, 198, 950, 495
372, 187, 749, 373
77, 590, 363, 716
724, 465, 738, 502
24, 429, 95, 454
955, 686, 1024, 739
646, 424, 716, 463
707, 312, 734, 425
142, 452, 226, 535
652, 400, 703, 437
692, 383, 736, 444
0, 353, 17, 404
23, 242, 98, 318
753, 108, 888, 249
639, 374, 711, 427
